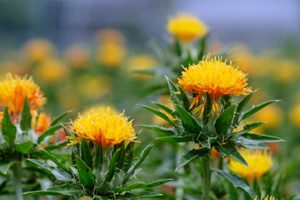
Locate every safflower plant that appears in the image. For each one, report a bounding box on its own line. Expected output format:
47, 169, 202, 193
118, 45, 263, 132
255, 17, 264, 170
24, 106, 172, 199
142, 57, 283, 199
0, 74, 68, 200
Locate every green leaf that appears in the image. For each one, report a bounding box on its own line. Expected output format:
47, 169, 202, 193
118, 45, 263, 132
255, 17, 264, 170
236, 137, 269, 150
215, 144, 247, 166
142, 105, 176, 127
94, 144, 103, 170
123, 142, 134, 173
38, 124, 62, 143
15, 141, 34, 154
203, 93, 212, 123
213, 168, 256, 198
154, 103, 175, 117
241, 100, 280, 120
116, 178, 173, 192
24, 184, 82, 197
242, 133, 284, 142
20, 98, 32, 131
215, 105, 236, 135
138, 125, 176, 136
155, 136, 193, 143
116, 142, 126, 169
80, 138, 93, 169
233, 93, 254, 125
0, 162, 14, 175
50, 110, 72, 126
75, 156, 95, 189
175, 104, 202, 134
27, 159, 72, 181
38, 149, 71, 173
176, 149, 209, 171
24, 190, 74, 196
104, 148, 121, 183
2, 108, 17, 146
165, 76, 180, 105
178, 87, 190, 110
123, 144, 153, 184
181, 51, 194, 67
232, 122, 264, 138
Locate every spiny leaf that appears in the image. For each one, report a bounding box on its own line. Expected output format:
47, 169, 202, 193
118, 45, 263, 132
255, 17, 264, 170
75, 156, 95, 189
176, 149, 209, 171
175, 104, 202, 134
155, 135, 193, 143
216, 144, 247, 166
215, 105, 236, 135
20, 98, 32, 131
142, 105, 176, 127
50, 110, 72, 126
38, 124, 62, 143
15, 141, 34, 154
122, 144, 153, 184
138, 125, 177, 136
213, 168, 256, 198
104, 148, 121, 183
241, 100, 280, 120
2, 108, 16, 146
80, 138, 93, 169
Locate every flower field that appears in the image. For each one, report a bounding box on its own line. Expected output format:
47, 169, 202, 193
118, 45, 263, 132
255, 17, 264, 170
0, 4, 300, 200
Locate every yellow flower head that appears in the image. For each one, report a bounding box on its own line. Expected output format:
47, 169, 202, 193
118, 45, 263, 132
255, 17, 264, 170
167, 14, 208, 42
0, 73, 46, 114
178, 58, 251, 100
70, 106, 135, 147
228, 149, 272, 181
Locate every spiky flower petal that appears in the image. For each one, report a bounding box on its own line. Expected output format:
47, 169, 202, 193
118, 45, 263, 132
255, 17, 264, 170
70, 106, 135, 147
0, 73, 46, 114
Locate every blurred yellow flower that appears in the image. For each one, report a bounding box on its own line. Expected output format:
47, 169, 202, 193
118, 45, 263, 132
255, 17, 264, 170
0, 73, 46, 114
255, 195, 276, 200
70, 106, 135, 147
2, 60, 29, 75
228, 149, 272, 181
77, 75, 111, 100
36, 59, 69, 83
178, 58, 251, 109
275, 60, 299, 84
32, 112, 51, 134
65, 45, 90, 69
127, 54, 157, 79
23, 39, 55, 63
289, 103, 300, 128
57, 86, 80, 110
167, 14, 208, 42
230, 45, 258, 74
97, 43, 126, 67
254, 105, 283, 129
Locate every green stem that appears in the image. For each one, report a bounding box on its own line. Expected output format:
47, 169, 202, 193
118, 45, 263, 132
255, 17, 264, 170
202, 154, 211, 200
13, 161, 23, 200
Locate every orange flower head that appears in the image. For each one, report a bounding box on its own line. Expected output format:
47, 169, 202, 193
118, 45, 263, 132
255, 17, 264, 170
70, 106, 135, 147
0, 73, 46, 114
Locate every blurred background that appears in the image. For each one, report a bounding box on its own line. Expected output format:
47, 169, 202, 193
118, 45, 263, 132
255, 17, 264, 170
0, 0, 299, 52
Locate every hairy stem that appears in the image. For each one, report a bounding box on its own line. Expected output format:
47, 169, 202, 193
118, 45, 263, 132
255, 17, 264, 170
202, 154, 211, 200
13, 161, 23, 200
